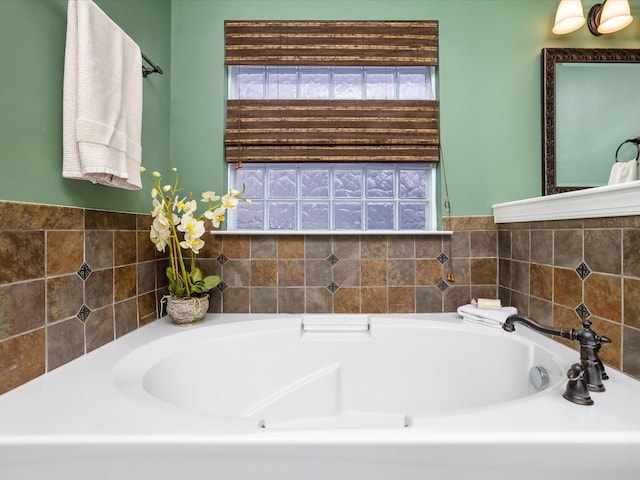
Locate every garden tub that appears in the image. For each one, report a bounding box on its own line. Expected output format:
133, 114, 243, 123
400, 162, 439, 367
1, 313, 639, 479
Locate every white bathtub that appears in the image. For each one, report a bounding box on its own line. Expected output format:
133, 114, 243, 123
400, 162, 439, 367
1, 313, 639, 480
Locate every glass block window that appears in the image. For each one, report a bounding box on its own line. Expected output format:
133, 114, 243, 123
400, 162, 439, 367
228, 164, 435, 232
229, 66, 435, 101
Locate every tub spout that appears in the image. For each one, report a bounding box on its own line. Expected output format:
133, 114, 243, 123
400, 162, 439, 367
502, 314, 611, 397
502, 314, 574, 339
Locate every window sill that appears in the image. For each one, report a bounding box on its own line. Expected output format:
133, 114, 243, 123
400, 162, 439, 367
492, 180, 640, 223
213, 230, 453, 236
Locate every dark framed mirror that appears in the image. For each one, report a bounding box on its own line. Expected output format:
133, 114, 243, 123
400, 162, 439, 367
542, 48, 640, 195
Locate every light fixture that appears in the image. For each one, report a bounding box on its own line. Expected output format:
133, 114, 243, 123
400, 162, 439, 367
588, 0, 634, 35
553, 0, 634, 35
553, 0, 586, 34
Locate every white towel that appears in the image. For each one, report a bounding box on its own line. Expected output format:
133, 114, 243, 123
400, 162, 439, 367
457, 304, 517, 328
63, 0, 143, 190
608, 159, 639, 185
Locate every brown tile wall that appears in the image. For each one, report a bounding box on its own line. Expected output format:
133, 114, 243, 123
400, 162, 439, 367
498, 215, 640, 380
0, 201, 162, 395
0, 203, 498, 395
203, 216, 496, 316
4, 202, 637, 392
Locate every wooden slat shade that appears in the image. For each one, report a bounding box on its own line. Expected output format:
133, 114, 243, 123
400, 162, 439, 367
225, 100, 440, 163
224, 20, 440, 164
225, 21, 438, 66
225, 145, 440, 163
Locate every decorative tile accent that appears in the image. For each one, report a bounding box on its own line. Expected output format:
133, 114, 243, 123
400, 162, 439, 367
436, 252, 449, 264
326, 253, 339, 265
217, 280, 228, 292
76, 263, 92, 280
76, 304, 91, 322
217, 253, 229, 265
437, 280, 449, 291
575, 261, 591, 280
326, 281, 339, 293
575, 303, 590, 321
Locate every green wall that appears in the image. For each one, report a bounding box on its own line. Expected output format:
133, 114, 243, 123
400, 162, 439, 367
0, 0, 171, 213
170, 0, 640, 217
1, 0, 640, 215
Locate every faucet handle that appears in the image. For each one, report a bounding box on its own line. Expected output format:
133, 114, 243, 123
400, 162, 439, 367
563, 363, 594, 406
598, 335, 612, 345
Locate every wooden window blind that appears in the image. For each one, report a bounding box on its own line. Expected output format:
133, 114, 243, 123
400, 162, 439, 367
224, 20, 439, 164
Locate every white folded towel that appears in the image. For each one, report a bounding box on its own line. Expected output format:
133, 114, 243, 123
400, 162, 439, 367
457, 304, 517, 328
608, 159, 639, 185
63, 0, 143, 190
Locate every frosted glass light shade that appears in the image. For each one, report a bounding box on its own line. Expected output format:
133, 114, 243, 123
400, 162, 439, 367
597, 0, 633, 34
553, 0, 586, 34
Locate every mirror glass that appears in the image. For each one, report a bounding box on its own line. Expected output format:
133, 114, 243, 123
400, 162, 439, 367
542, 48, 640, 195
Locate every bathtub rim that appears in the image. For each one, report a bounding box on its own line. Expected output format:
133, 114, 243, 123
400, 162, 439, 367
1, 313, 640, 445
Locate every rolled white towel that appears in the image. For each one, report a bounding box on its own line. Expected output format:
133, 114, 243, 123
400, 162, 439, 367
456, 304, 517, 328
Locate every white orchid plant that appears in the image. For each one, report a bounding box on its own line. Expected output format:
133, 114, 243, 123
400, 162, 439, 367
141, 166, 247, 297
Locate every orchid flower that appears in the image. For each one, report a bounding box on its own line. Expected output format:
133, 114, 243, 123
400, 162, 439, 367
140, 165, 247, 297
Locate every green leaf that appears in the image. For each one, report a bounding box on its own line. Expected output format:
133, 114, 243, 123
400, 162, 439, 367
190, 267, 203, 282
202, 275, 220, 291
170, 278, 185, 296
166, 267, 176, 282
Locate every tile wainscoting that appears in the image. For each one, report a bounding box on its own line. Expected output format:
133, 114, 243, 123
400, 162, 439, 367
209, 216, 496, 316
0, 201, 498, 394
0, 202, 161, 395
497, 215, 640, 379
0, 198, 640, 393
5, 199, 637, 392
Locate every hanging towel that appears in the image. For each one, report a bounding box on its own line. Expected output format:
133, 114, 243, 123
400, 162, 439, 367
608, 159, 639, 185
456, 304, 518, 328
63, 0, 142, 190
